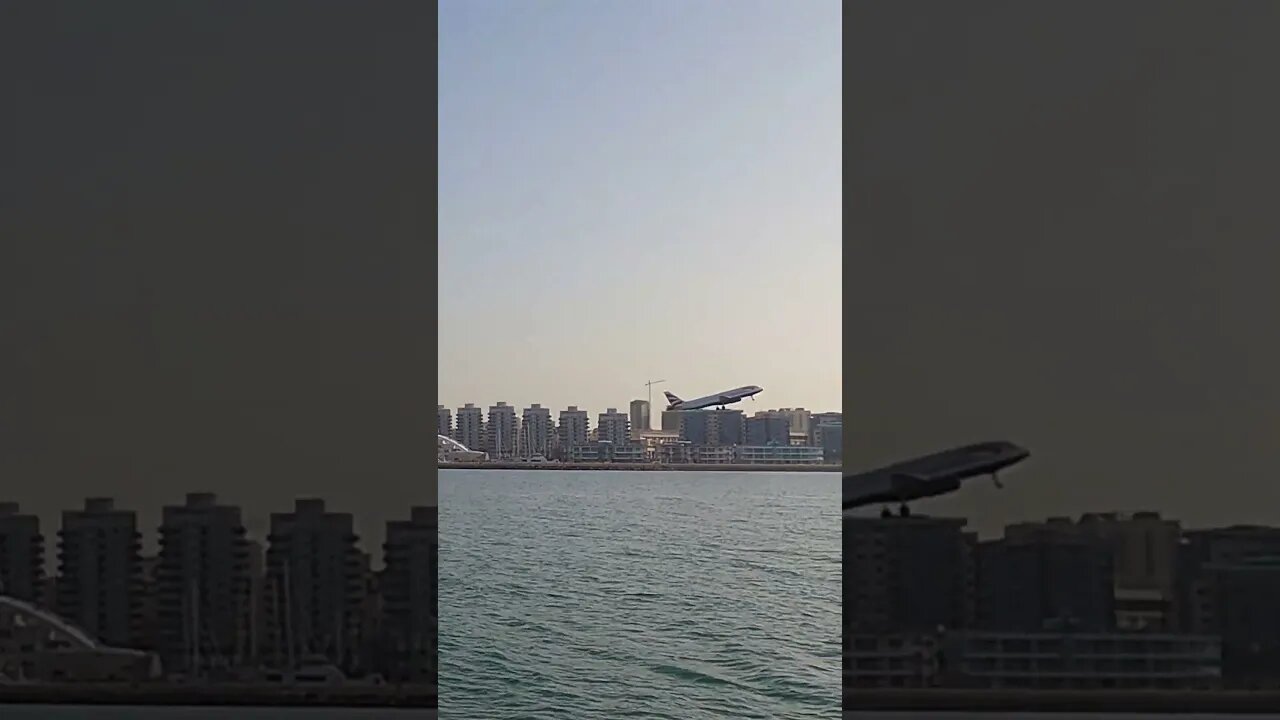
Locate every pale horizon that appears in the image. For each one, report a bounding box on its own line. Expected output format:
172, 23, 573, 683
438, 0, 842, 418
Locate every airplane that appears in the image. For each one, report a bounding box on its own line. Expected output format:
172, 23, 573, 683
437, 434, 488, 462
664, 385, 763, 411
842, 441, 1030, 518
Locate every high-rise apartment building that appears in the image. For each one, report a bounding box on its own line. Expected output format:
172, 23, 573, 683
776, 408, 811, 439
629, 400, 650, 438
486, 402, 518, 458
1179, 525, 1280, 646
1009, 512, 1182, 631
247, 539, 265, 664
380, 506, 437, 682
137, 555, 161, 653
746, 414, 791, 446
522, 404, 554, 458
264, 499, 367, 672
558, 406, 590, 452
661, 410, 684, 434
155, 493, 253, 672
1183, 526, 1280, 569
810, 411, 842, 444
597, 408, 630, 446
454, 403, 483, 451
56, 498, 144, 648
0, 502, 43, 603
1177, 527, 1280, 686
1082, 512, 1182, 597
844, 515, 975, 634
681, 409, 746, 447
977, 521, 1115, 632
680, 411, 711, 445
436, 405, 451, 438
715, 409, 747, 446
815, 421, 843, 462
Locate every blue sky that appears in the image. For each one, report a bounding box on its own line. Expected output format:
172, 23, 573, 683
439, 0, 841, 418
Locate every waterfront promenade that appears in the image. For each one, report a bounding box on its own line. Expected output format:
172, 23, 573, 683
439, 461, 841, 472
0, 683, 438, 709
843, 689, 1280, 714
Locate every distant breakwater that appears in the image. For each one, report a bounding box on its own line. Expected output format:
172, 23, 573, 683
438, 461, 841, 473
0, 683, 437, 709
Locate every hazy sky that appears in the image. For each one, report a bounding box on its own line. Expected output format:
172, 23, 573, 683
438, 0, 842, 418
1, 2, 434, 550
849, 1, 1280, 534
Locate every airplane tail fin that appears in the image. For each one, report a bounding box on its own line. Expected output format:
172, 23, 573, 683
663, 391, 683, 407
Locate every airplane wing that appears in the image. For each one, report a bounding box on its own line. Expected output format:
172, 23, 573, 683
843, 471, 939, 510
842, 441, 1029, 510
842, 470, 895, 509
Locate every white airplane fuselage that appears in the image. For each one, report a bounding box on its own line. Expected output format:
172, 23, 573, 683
842, 441, 1030, 511
665, 385, 763, 411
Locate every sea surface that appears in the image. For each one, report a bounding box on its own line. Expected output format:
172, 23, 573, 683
0, 710, 435, 719
438, 469, 841, 719
0, 707, 1269, 712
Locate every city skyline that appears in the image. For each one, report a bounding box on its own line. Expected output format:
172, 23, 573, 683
438, 0, 842, 419
435, 388, 841, 425
843, 509, 1280, 692
0, 495, 436, 683
438, 399, 841, 466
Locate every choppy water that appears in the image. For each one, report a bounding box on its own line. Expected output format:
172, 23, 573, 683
0, 707, 1264, 712
439, 469, 841, 719
0, 707, 1259, 712
0, 710, 434, 719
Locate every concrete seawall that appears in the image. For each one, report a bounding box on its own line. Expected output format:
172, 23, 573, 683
843, 688, 1280, 714
0, 683, 437, 708
439, 461, 841, 473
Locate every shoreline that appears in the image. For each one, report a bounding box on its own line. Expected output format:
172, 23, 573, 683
843, 688, 1280, 714
438, 461, 841, 473
0, 683, 437, 709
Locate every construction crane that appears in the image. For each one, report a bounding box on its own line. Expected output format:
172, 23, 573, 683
644, 379, 666, 414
